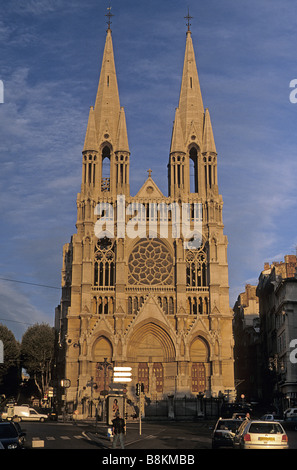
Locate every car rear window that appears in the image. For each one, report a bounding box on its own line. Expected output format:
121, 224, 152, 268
0, 424, 18, 438
249, 423, 283, 434
217, 420, 241, 432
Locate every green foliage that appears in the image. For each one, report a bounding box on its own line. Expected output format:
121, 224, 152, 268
21, 323, 55, 397
0, 324, 20, 396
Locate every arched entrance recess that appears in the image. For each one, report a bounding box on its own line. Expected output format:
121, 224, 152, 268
92, 336, 113, 395
190, 336, 210, 393
127, 322, 175, 362
127, 322, 175, 395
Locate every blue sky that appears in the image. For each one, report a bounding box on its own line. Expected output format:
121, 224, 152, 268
0, 0, 297, 340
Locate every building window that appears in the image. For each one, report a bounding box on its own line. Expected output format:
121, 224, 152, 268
94, 238, 115, 288
186, 243, 208, 287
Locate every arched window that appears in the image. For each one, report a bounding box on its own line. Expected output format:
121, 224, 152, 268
101, 146, 111, 191
94, 238, 115, 288
189, 147, 198, 193
186, 243, 208, 288
128, 297, 133, 315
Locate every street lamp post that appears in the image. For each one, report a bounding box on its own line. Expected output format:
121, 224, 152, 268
86, 376, 98, 417
97, 358, 113, 420
268, 354, 285, 413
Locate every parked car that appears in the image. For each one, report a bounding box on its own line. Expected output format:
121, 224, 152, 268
284, 408, 297, 420
233, 420, 289, 449
37, 407, 58, 421
220, 402, 252, 418
260, 414, 282, 421
0, 421, 26, 449
212, 418, 244, 449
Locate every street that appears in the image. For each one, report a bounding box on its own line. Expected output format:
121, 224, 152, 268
18, 419, 297, 450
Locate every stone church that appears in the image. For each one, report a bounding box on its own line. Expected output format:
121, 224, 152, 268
55, 18, 235, 417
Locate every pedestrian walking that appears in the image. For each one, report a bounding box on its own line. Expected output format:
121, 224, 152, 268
112, 411, 126, 449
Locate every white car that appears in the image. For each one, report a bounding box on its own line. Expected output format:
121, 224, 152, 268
233, 420, 289, 449
1, 406, 48, 422
259, 414, 282, 421
284, 408, 297, 419
21, 408, 48, 422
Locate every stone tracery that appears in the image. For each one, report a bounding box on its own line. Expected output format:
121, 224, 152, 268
128, 239, 173, 286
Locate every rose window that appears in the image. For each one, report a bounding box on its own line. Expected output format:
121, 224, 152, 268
128, 239, 173, 285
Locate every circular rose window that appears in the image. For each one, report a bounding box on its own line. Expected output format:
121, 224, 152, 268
128, 239, 173, 285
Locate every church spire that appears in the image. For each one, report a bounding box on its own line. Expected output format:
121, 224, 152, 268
170, 107, 184, 153
83, 106, 99, 152
178, 26, 204, 146
115, 106, 130, 153
202, 108, 217, 154
94, 25, 121, 146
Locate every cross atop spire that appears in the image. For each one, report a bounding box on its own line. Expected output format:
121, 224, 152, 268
184, 8, 193, 32
105, 5, 114, 30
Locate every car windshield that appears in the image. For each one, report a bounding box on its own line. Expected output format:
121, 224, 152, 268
217, 421, 241, 432
0, 424, 18, 438
249, 423, 283, 434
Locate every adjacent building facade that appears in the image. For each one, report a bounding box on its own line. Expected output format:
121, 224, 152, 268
55, 20, 235, 418
233, 284, 261, 402
257, 255, 297, 412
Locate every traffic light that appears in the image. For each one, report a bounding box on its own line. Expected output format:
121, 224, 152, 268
136, 383, 144, 396
136, 383, 140, 396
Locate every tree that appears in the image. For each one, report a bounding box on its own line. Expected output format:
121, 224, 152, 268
0, 324, 20, 397
21, 323, 55, 398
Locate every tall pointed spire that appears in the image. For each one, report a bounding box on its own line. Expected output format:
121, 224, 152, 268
178, 28, 204, 146
115, 107, 130, 153
83, 106, 99, 152
202, 108, 217, 154
94, 26, 121, 145
170, 108, 185, 153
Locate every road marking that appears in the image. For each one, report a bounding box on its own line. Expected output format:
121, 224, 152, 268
74, 435, 83, 439
46, 436, 55, 440
61, 435, 71, 440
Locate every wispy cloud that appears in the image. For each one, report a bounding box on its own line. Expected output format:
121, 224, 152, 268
0, 0, 297, 334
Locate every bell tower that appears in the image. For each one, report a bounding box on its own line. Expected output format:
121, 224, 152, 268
168, 28, 219, 200
81, 24, 130, 198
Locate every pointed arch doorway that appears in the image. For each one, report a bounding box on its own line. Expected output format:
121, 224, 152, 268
190, 336, 209, 394
127, 321, 175, 396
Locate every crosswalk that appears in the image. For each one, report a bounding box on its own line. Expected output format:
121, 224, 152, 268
30, 434, 84, 447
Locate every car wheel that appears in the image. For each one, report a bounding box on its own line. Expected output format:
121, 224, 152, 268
40, 417, 45, 422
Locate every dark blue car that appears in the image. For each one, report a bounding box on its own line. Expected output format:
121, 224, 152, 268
0, 421, 26, 449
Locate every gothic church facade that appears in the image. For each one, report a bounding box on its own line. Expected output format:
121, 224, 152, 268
56, 20, 235, 416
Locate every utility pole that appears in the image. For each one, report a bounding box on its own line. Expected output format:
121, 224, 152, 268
136, 383, 144, 435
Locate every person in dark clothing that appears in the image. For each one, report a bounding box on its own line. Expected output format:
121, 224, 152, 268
112, 411, 126, 449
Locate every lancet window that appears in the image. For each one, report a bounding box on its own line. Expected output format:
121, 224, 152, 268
94, 237, 115, 288
186, 243, 208, 287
